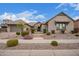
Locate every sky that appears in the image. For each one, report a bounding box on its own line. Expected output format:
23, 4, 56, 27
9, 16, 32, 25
0, 3, 79, 23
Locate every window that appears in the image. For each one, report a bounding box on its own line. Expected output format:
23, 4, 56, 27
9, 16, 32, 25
56, 22, 67, 30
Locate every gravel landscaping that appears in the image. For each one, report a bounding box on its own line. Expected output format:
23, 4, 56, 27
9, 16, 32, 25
0, 32, 79, 40
0, 43, 79, 50
43, 34, 79, 39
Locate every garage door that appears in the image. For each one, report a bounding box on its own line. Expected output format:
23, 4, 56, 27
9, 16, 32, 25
10, 25, 21, 32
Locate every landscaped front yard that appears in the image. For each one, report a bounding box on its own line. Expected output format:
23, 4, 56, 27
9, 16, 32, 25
0, 32, 79, 56
0, 32, 79, 39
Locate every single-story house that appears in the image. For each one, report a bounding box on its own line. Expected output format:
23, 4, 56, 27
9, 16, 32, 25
45, 12, 74, 33
74, 19, 79, 33
33, 12, 74, 33
0, 19, 32, 32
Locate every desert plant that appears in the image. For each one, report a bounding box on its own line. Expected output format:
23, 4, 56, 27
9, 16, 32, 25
16, 32, 20, 35
51, 30, 55, 34
61, 30, 65, 34
21, 31, 29, 37
71, 31, 74, 34
75, 33, 79, 37
46, 32, 51, 35
43, 29, 47, 33
51, 41, 58, 46
7, 39, 18, 47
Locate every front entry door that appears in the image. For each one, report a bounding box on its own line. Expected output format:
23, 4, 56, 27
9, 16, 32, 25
37, 26, 41, 31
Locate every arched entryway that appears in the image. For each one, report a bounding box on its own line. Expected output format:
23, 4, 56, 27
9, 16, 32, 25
37, 26, 41, 31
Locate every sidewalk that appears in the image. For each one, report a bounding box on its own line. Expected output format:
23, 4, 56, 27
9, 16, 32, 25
0, 39, 79, 43
0, 49, 79, 56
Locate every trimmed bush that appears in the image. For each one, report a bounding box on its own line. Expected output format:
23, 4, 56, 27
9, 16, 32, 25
21, 31, 29, 37
46, 32, 51, 35
61, 30, 65, 34
16, 32, 20, 35
43, 29, 47, 33
75, 33, 79, 37
51, 30, 55, 34
71, 30, 78, 34
71, 31, 74, 34
7, 39, 18, 47
51, 41, 58, 46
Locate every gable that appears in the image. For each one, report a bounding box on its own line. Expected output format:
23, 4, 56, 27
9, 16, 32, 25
34, 22, 42, 26
46, 12, 74, 23
15, 20, 26, 24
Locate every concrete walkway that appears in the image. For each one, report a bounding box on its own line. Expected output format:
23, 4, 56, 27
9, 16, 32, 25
0, 39, 79, 43
0, 49, 79, 56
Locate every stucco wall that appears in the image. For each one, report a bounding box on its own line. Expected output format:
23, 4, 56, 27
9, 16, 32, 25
34, 23, 41, 32
8, 24, 31, 32
23, 25, 31, 31
47, 15, 74, 33
41, 24, 47, 32
74, 21, 79, 28
66, 21, 74, 33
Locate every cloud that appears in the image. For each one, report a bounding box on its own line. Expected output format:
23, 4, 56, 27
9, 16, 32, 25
73, 16, 79, 20
70, 3, 79, 10
55, 3, 65, 9
0, 10, 46, 23
35, 15, 46, 22
56, 3, 79, 10
35, 15, 46, 19
18, 17, 37, 23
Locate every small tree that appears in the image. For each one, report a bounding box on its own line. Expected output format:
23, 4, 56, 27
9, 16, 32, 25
17, 23, 25, 32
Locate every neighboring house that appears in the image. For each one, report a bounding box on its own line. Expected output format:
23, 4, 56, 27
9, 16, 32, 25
45, 12, 74, 33
33, 22, 42, 32
74, 19, 79, 33
0, 19, 32, 32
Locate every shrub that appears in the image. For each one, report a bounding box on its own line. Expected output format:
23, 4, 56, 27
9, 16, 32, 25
61, 30, 65, 34
51, 41, 58, 46
7, 39, 18, 47
71, 31, 75, 34
71, 30, 78, 34
16, 32, 20, 35
51, 30, 55, 34
75, 33, 79, 37
46, 32, 51, 35
21, 31, 29, 37
43, 29, 47, 33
